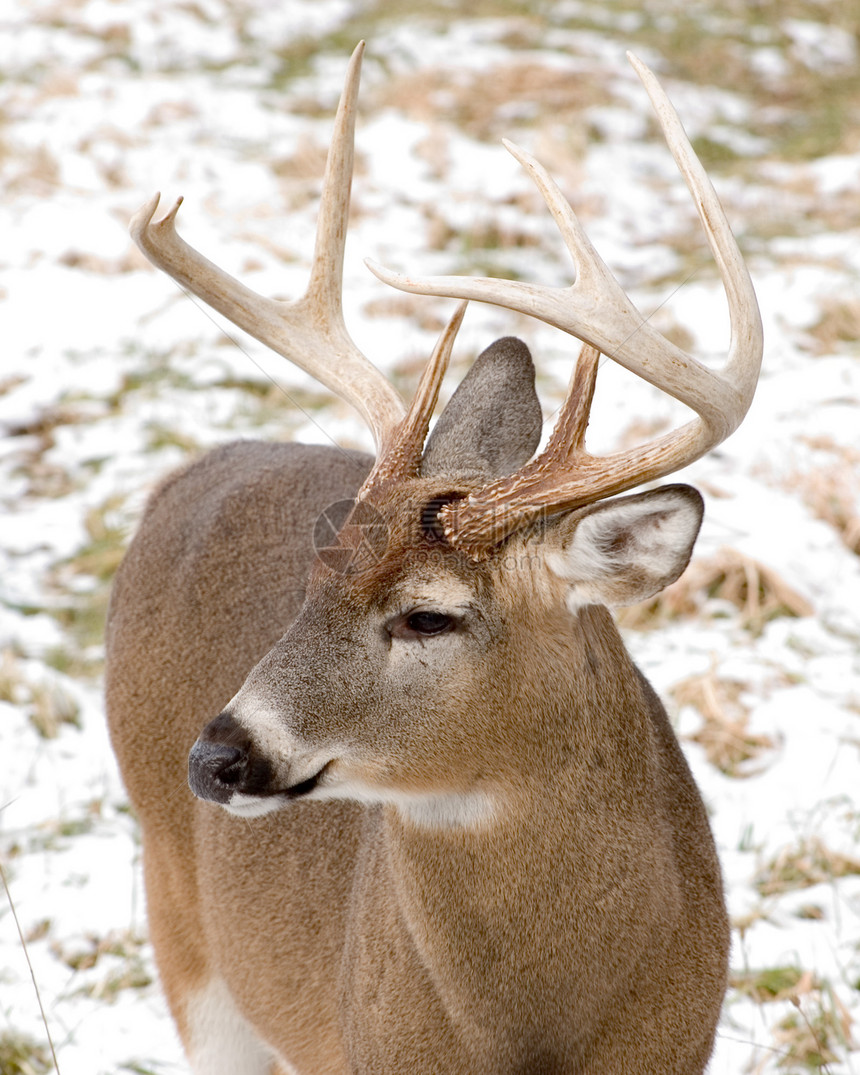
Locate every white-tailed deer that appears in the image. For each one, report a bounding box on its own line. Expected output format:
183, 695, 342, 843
106, 43, 762, 1074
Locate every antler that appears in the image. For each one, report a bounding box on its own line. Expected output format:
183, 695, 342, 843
129, 41, 408, 454
357, 301, 468, 497
368, 52, 763, 556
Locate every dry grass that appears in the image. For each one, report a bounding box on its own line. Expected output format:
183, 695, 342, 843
0, 646, 23, 703
756, 836, 860, 899
789, 439, 860, 556
801, 471, 860, 556
733, 965, 816, 1006
619, 547, 813, 633
734, 966, 856, 1072
422, 201, 544, 263
0, 1032, 54, 1075
363, 293, 450, 334
51, 928, 153, 1002
673, 668, 777, 777
3, 404, 96, 500
29, 680, 81, 740
374, 60, 608, 144
60, 497, 128, 584
2, 143, 61, 198
594, 0, 860, 163
808, 298, 860, 356
0, 648, 81, 739
773, 989, 856, 1073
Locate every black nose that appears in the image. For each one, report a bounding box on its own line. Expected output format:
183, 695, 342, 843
188, 738, 245, 802
188, 712, 273, 803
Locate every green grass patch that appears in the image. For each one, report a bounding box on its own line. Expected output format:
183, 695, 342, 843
756, 836, 860, 898
0, 1032, 54, 1075
733, 964, 809, 1003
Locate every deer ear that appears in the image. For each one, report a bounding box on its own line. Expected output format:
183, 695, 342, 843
421, 337, 542, 480
545, 485, 704, 609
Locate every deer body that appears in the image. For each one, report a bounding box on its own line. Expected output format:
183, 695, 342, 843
107, 43, 762, 1075
107, 438, 727, 1074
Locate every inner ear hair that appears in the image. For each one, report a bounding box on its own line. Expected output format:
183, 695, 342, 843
546, 484, 704, 609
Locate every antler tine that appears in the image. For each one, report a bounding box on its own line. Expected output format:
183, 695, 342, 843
305, 42, 364, 322
129, 41, 406, 453
369, 53, 761, 438
626, 53, 762, 403
358, 301, 468, 497
544, 343, 600, 461
368, 53, 762, 557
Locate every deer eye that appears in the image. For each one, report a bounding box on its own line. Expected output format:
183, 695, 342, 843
408, 611, 453, 635
388, 610, 456, 640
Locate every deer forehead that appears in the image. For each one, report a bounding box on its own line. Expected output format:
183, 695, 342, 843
358, 545, 564, 625
386, 572, 477, 611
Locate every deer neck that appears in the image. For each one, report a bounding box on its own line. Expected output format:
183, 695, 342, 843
356, 604, 679, 1013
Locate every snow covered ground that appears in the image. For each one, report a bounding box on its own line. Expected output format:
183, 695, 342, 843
1, 2, 859, 1072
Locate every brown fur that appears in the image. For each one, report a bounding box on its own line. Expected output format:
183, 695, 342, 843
106, 436, 728, 1074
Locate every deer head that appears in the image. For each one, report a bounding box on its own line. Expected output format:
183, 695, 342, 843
130, 42, 761, 828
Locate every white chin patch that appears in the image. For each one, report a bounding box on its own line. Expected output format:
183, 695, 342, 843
219, 778, 499, 831
319, 780, 499, 830
221, 792, 287, 818
398, 790, 499, 830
